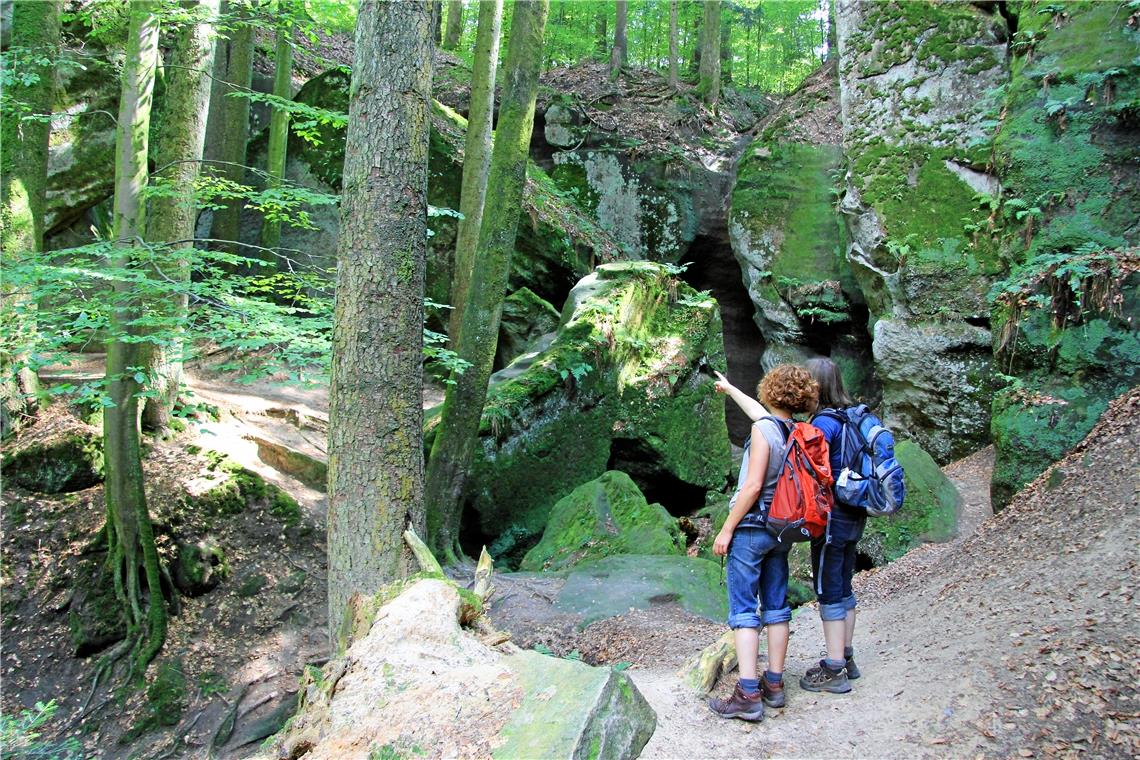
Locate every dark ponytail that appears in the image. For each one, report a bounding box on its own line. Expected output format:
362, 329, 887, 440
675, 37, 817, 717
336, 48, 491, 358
805, 357, 854, 412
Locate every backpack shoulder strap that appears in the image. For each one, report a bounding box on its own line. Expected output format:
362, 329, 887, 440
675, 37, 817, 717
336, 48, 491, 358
812, 407, 846, 425
755, 415, 791, 443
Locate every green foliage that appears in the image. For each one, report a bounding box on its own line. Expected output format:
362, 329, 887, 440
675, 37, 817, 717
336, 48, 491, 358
0, 700, 83, 760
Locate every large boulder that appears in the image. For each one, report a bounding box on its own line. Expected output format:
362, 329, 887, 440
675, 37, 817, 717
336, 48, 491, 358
265, 578, 656, 760
859, 439, 960, 565
521, 471, 683, 572
835, 0, 1009, 456
987, 2, 1140, 510
434, 261, 732, 560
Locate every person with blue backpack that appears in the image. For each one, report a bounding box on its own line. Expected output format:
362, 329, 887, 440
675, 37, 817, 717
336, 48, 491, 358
801, 357, 905, 694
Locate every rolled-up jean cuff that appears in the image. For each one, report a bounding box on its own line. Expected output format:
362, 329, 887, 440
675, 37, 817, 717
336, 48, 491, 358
819, 601, 848, 621
760, 607, 792, 626
842, 594, 857, 611
728, 612, 762, 630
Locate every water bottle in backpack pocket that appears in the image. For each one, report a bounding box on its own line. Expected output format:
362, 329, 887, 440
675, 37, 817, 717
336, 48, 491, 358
817, 405, 906, 517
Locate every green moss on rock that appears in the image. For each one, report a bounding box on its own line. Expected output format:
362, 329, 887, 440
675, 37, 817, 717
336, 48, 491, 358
521, 471, 683, 572
2, 417, 103, 494
859, 440, 960, 565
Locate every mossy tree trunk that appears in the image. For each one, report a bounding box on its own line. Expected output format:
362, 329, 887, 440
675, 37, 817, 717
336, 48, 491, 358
443, 0, 463, 50
105, 0, 167, 674
424, 0, 549, 560
206, 0, 253, 254
699, 0, 721, 108
0, 0, 59, 436
668, 0, 679, 89
326, 0, 433, 641
140, 0, 219, 431
610, 0, 626, 78
260, 0, 294, 252
447, 0, 503, 340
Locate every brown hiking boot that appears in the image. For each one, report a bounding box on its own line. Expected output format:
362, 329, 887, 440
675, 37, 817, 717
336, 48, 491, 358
760, 677, 785, 708
707, 683, 765, 721
800, 660, 852, 694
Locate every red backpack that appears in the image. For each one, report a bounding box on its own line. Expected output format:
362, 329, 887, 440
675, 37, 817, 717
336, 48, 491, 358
761, 416, 834, 544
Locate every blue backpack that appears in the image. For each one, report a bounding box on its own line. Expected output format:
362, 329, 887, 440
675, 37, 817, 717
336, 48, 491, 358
814, 405, 905, 516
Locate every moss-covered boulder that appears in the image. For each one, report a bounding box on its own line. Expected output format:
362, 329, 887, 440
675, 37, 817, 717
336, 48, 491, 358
496, 287, 560, 370
987, 1, 1140, 510
1, 411, 103, 493
438, 261, 732, 558
173, 537, 229, 597
521, 471, 683, 572
283, 69, 622, 317
835, 0, 1009, 458
859, 440, 960, 565
266, 578, 655, 760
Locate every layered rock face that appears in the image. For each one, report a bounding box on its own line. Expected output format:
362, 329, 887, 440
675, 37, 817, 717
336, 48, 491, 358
431, 261, 732, 564
835, 0, 1009, 462
987, 2, 1140, 510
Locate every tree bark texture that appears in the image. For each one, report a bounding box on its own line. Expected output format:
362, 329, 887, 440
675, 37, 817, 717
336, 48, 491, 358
668, 0, 678, 88
699, 0, 721, 107
609, 0, 626, 77
424, 0, 549, 559
447, 0, 502, 340
260, 1, 294, 252
206, 0, 253, 253
443, 0, 463, 50
0, 0, 59, 435
105, 0, 167, 673
140, 0, 219, 431
327, 0, 433, 641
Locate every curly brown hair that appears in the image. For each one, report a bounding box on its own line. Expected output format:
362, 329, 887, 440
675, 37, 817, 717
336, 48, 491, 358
758, 364, 819, 415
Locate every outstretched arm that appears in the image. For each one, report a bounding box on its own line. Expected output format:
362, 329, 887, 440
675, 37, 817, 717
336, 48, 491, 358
713, 370, 767, 421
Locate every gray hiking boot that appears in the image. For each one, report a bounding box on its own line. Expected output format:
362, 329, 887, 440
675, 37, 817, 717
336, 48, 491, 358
799, 660, 852, 694
845, 656, 861, 680
707, 683, 765, 721
761, 677, 785, 708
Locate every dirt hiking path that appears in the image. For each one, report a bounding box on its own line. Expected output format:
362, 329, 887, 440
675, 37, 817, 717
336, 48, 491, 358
630, 390, 1139, 759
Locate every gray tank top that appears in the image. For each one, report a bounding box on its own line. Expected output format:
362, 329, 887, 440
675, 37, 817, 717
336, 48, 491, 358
730, 417, 789, 515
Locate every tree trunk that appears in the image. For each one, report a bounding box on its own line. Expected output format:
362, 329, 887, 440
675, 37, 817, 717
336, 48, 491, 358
105, 0, 166, 674
327, 0, 433, 641
447, 0, 502, 340
594, 9, 606, 59
260, 1, 294, 252
443, 0, 463, 50
432, 0, 443, 45
0, 0, 58, 436
668, 0, 678, 88
720, 14, 732, 84
424, 0, 548, 560
206, 0, 254, 254
699, 0, 721, 108
140, 0, 218, 432
609, 0, 626, 78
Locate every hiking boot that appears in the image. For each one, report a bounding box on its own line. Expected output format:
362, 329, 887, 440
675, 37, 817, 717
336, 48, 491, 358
799, 661, 852, 694
845, 656, 861, 680
761, 678, 785, 708
707, 684, 765, 721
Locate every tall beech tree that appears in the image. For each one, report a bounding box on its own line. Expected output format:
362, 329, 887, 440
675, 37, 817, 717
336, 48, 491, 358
610, 0, 626, 77
447, 0, 503, 340
0, 0, 59, 435
668, 0, 679, 88
699, 0, 721, 107
327, 0, 433, 639
260, 0, 295, 251
104, 0, 167, 672
206, 0, 254, 252
443, 0, 463, 50
140, 0, 219, 431
425, 0, 549, 559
